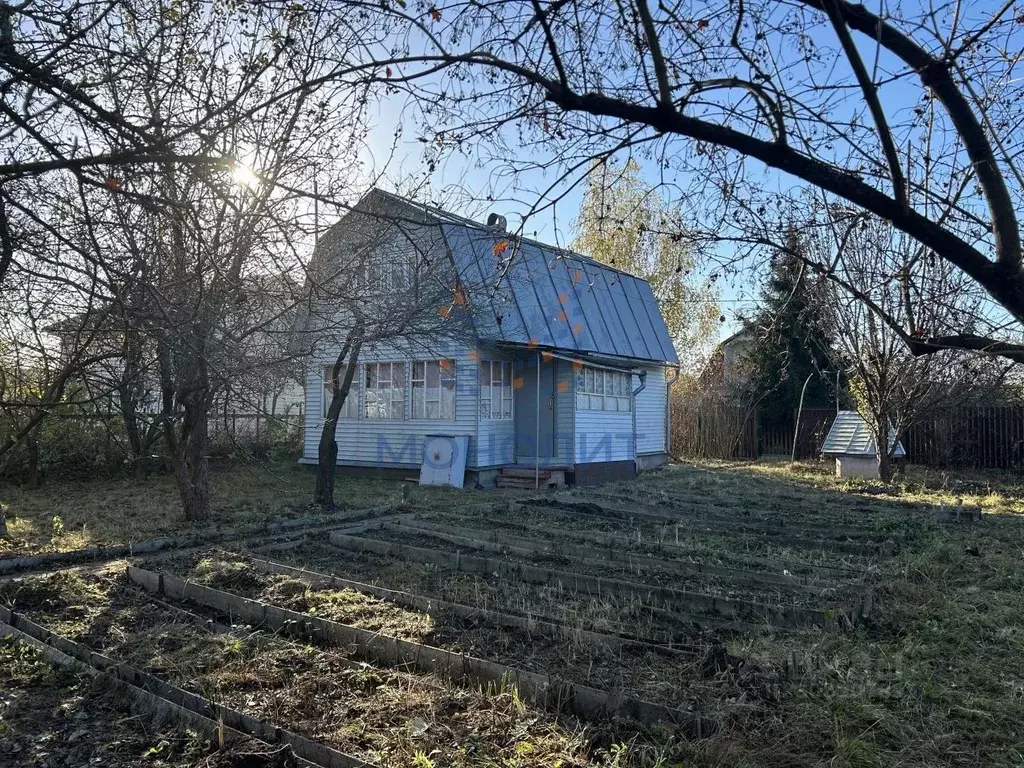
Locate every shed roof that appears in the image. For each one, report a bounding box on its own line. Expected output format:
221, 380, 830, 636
821, 411, 906, 457
372, 190, 679, 365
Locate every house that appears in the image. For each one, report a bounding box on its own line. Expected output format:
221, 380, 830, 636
821, 410, 905, 479
45, 273, 305, 440
297, 189, 680, 486
719, 328, 755, 385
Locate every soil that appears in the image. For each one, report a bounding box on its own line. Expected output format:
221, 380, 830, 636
0, 569, 605, 768
163, 548, 787, 716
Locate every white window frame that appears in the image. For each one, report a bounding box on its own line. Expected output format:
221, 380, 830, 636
323, 363, 360, 420
364, 361, 406, 420
411, 359, 457, 420
576, 366, 632, 412
479, 360, 513, 420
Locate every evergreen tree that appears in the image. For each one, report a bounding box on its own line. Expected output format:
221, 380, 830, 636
744, 227, 836, 426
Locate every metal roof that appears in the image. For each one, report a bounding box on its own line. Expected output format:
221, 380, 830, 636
371, 191, 678, 365
821, 411, 906, 457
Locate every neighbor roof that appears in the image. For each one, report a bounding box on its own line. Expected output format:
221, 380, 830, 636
821, 410, 906, 457
373, 189, 679, 365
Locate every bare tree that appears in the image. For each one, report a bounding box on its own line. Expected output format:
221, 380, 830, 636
299, 196, 475, 507
814, 213, 1004, 479
352, 0, 1024, 362
0, 0, 393, 498
0, 0, 386, 519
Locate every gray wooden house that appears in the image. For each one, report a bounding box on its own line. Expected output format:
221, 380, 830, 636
298, 189, 679, 486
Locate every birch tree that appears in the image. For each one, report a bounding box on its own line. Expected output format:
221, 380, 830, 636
573, 159, 717, 358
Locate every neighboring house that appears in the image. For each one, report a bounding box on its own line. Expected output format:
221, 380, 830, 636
47, 273, 305, 436
297, 189, 680, 486
719, 328, 755, 386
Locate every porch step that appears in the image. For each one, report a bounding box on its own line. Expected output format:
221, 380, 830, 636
497, 466, 566, 488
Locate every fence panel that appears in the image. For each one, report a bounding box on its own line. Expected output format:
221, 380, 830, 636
904, 407, 1024, 469
671, 400, 757, 459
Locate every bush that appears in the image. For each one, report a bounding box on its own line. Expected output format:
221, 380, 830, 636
0, 411, 133, 484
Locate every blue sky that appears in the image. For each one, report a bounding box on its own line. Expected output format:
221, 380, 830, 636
344, 0, 1017, 347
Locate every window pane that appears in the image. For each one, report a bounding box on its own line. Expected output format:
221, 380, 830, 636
441, 385, 455, 419
426, 361, 439, 388
413, 361, 424, 380
479, 399, 490, 419
479, 361, 489, 386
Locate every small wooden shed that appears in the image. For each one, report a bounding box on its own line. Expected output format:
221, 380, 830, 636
821, 411, 905, 479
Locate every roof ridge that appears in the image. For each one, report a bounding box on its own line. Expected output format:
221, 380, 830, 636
368, 188, 652, 284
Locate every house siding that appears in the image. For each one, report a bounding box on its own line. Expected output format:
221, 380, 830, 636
635, 366, 667, 455
554, 359, 575, 462
303, 339, 481, 469
574, 408, 634, 463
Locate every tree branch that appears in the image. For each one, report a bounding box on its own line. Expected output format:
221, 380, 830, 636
821, 0, 907, 211
798, 0, 1022, 271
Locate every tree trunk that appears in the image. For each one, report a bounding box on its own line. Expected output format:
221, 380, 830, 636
170, 398, 211, 521
0, 508, 7, 539
873, 413, 893, 482
26, 432, 39, 491
876, 444, 892, 482
159, 337, 213, 522
314, 328, 363, 508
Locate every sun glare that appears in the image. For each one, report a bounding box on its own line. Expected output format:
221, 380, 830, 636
231, 161, 259, 188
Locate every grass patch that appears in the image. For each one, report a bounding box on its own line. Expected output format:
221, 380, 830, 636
4, 459, 1024, 765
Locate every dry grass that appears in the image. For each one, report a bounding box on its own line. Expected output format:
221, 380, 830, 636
162, 552, 781, 717
0, 569, 607, 768
0, 631, 290, 768
0, 462, 499, 557
3, 459, 1024, 766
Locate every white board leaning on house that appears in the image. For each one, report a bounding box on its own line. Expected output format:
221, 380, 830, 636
821, 411, 906, 480
419, 435, 470, 488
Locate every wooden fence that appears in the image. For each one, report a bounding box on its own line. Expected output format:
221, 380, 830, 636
674, 405, 1024, 469
903, 407, 1024, 469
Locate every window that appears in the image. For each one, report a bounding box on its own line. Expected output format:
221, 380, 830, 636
412, 359, 457, 420
365, 362, 405, 419
479, 361, 513, 420
362, 240, 416, 293
576, 367, 631, 412
323, 364, 359, 419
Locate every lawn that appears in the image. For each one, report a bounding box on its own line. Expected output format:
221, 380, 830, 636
2, 458, 1024, 767
0, 462, 473, 557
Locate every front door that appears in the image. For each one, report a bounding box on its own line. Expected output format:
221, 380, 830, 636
515, 356, 556, 459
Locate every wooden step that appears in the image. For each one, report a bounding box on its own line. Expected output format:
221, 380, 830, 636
497, 468, 565, 488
